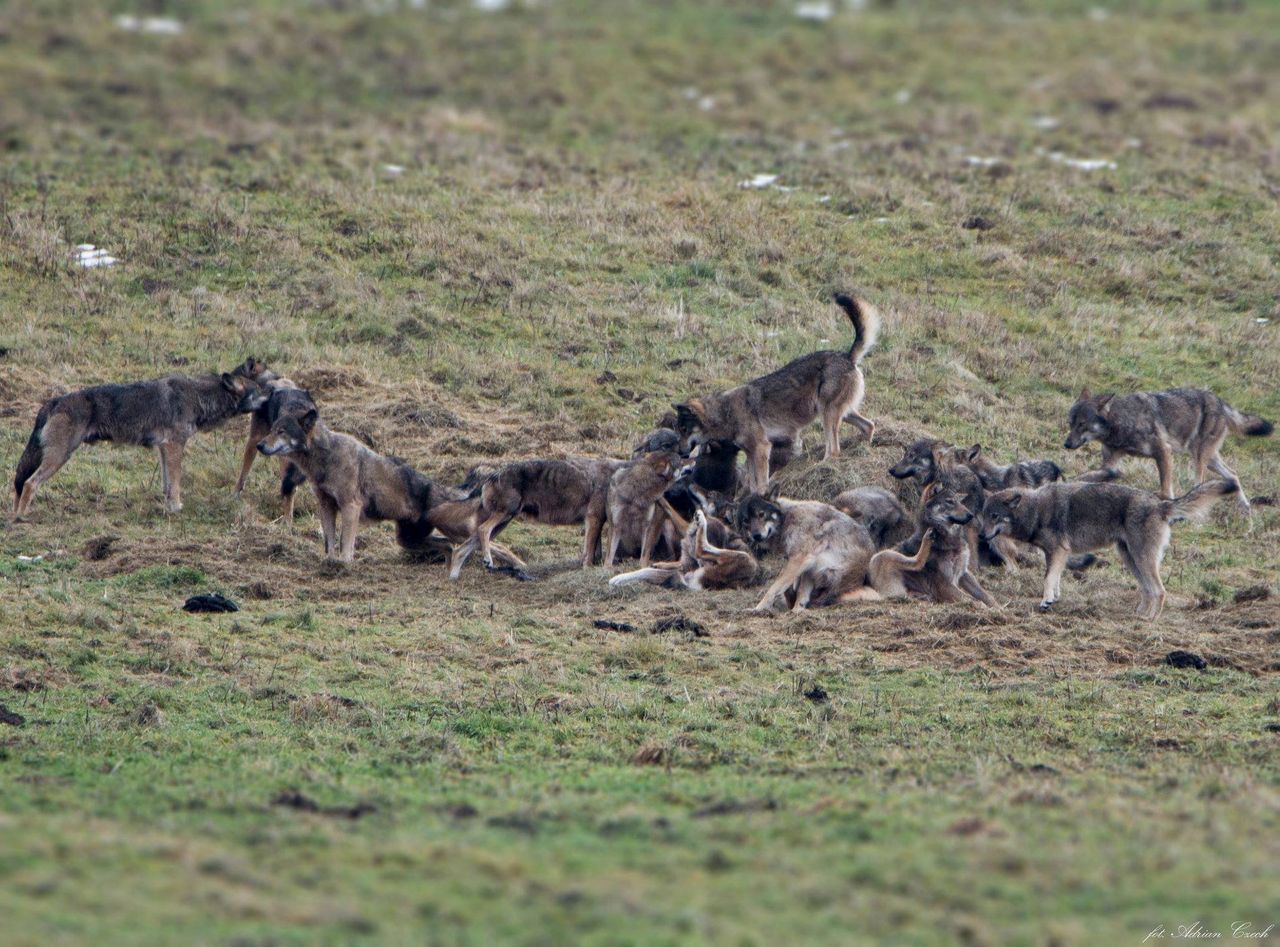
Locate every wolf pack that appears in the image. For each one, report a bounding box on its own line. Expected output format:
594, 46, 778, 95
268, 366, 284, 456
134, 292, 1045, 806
11, 294, 1274, 623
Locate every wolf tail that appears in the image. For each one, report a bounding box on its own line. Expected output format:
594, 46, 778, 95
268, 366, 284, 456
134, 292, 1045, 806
14, 403, 51, 508
833, 292, 881, 364
1162, 479, 1239, 524
1225, 404, 1274, 438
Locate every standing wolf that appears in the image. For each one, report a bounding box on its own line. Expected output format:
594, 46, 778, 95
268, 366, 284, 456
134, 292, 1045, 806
13, 358, 273, 518
672, 292, 880, 493
1065, 387, 1272, 511
981, 479, 1239, 621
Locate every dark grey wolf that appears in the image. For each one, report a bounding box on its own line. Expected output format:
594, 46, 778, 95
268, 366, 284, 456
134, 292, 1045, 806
888, 438, 1005, 567
235, 379, 317, 520
737, 486, 879, 611
448, 457, 625, 578
868, 483, 996, 606
981, 479, 1239, 620
952, 444, 1062, 491
673, 293, 880, 493
14, 358, 273, 518
255, 408, 436, 563
605, 449, 684, 566
831, 486, 911, 549
1065, 387, 1272, 511
609, 507, 759, 591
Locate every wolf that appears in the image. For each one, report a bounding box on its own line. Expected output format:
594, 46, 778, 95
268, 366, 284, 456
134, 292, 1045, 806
672, 292, 880, 493
605, 449, 684, 566
609, 506, 759, 591
981, 479, 1239, 620
234, 379, 317, 520
448, 457, 625, 578
13, 358, 273, 518
1065, 387, 1272, 511
888, 438, 1004, 565
255, 407, 437, 563
867, 483, 996, 606
738, 486, 880, 612
831, 486, 911, 549
411, 479, 528, 577
952, 444, 1062, 491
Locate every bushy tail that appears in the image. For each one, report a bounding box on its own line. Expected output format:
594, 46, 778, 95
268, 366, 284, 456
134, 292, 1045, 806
1225, 404, 1273, 437
833, 292, 881, 364
1162, 479, 1239, 524
13, 404, 50, 506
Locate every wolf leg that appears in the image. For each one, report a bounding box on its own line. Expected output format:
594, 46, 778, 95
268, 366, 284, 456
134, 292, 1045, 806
751, 555, 810, 613
1207, 454, 1249, 513
338, 502, 361, 563
162, 442, 186, 513
1039, 546, 1069, 611
316, 494, 339, 559
1153, 442, 1175, 501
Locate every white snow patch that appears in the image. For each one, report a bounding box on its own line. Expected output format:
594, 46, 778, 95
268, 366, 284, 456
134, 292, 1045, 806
817, 195, 831, 203
382, 164, 405, 175
1256, 318, 1270, 325
794, 1, 834, 21
1045, 151, 1116, 171
75, 245, 118, 268
115, 15, 183, 35
1031, 116, 1060, 130
17, 555, 43, 563
894, 89, 912, 105
739, 174, 779, 189
964, 155, 1005, 167
698, 95, 716, 112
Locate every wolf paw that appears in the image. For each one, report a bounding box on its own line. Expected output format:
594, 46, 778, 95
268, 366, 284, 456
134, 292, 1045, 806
1038, 600, 1055, 612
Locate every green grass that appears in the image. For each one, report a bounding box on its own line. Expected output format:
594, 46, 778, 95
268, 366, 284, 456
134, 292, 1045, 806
2, 0, 1279, 943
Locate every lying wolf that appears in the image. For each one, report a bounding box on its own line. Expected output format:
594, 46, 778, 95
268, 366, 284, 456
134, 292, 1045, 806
981, 478, 1239, 621
609, 506, 759, 592
831, 486, 911, 550
673, 292, 880, 493
256, 407, 436, 564
14, 358, 273, 518
1065, 386, 1272, 511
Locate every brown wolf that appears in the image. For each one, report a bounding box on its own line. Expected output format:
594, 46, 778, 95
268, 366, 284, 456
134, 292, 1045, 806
831, 486, 911, 550
738, 487, 879, 612
981, 479, 1239, 620
256, 408, 436, 563
234, 379, 317, 520
609, 506, 759, 591
13, 358, 272, 518
868, 483, 996, 606
673, 293, 880, 493
448, 457, 625, 578
605, 449, 684, 567
1065, 387, 1272, 510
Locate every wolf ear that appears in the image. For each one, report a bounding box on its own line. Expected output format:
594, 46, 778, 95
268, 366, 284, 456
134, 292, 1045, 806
221, 372, 241, 392
1005, 493, 1023, 509
1079, 387, 1092, 401
967, 443, 982, 463
921, 481, 939, 503
299, 408, 319, 432
1095, 394, 1113, 413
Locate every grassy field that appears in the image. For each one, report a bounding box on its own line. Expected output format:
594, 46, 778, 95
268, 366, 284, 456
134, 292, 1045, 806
2, 0, 1279, 943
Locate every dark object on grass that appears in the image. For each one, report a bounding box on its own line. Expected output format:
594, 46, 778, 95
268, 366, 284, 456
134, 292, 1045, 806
1264, 723, 1280, 734
593, 618, 637, 633
692, 798, 778, 818
487, 564, 534, 582
1233, 585, 1270, 604
0, 704, 25, 727
1165, 650, 1207, 671
81, 535, 120, 561
183, 593, 239, 613
652, 614, 708, 637
273, 790, 375, 820
802, 684, 828, 703
962, 215, 994, 231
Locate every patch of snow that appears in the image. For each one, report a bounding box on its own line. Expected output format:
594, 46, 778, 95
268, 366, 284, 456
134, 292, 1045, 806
1256, 318, 1270, 325
474, 0, 509, 10
775, 185, 798, 193
17, 555, 43, 562
964, 155, 1005, 167
382, 164, 405, 175
817, 195, 831, 203
115, 15, 183, 35
794, 1, 834, 21
1045, 151, 1116, 171
698, 95, 716, 112
1031, 116, 1060, 130
894, 89, 912, 105
739, 173, 779, 189
75, 245, 117, 268
872, 217, 891, 224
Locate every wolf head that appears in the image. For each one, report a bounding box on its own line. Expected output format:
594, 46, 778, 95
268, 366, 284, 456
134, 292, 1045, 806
258, 408, 318, 456
980, 489, 1024, 542
222, 371, 272, 413
736, 483, 783, 545
671, 401, 710, 457
921, 483, 975, 530
889, 438, 945, 482
633, 427, 681, 458
1064, 389, 1114, 450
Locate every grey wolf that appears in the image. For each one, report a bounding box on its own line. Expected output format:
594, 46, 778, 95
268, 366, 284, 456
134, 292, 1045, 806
889, 438, 1006, 567
673, 292, 880, 493
605, 449, 684, 566
14, 358, 272, 518
448, 457, 625, 578
255, 407, 436, 563
1065, 386, 1272, 510
609, 506, 759, 591
831, 486, 911, 549
235, 379, 317, 520
952, 443, 1062, 491
868, 483, 996, 605
737, 486, 879, 612
981, 479, 1239, 620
